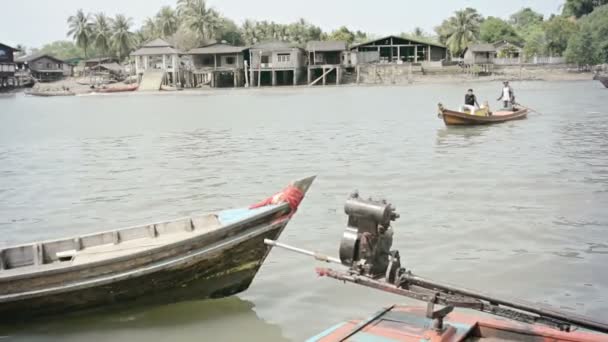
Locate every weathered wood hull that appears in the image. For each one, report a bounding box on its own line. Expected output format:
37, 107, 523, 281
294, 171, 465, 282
25, 90, 76, 97
438, 107, 528, 126
309, 306, 607, 342
0, 176, 315, 322
0, 220, 285, 321
94, 84, 139, 93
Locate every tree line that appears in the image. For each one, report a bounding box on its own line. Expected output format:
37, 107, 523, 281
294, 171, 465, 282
18, 0, 608, 66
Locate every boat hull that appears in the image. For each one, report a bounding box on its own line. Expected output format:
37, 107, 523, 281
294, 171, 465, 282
25, 91, 76, 97
0, 220, 285, 321
438, 106, 528, 126
94, 85, 138, 93
309, 306, 606, 342
597, 75, 608, 88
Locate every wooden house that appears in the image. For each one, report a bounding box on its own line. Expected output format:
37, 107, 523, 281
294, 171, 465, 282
306, 41, 346, 85
494, 41, 523, 59
130, 38, 183, 87
463, 44, 497, 65
350, 35, 448, 64
14, 53, 72, 82
188, 42, 248, 87
0, 43, 19, 89
249, 42, 305, 86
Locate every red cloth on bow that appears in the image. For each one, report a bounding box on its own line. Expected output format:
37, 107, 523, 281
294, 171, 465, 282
249, 185, 304, 212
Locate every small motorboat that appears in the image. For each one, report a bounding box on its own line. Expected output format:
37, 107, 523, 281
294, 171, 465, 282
594, 73, 608, 88
0, 176, 315, 322
25, 90, 76, 97
265, 192, 608, 342
438, 103, 528, 126
93, 84, 139, 93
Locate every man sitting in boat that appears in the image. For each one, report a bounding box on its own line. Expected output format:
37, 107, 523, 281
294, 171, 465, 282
497, 81, 515, 109
461, 89, 480, 114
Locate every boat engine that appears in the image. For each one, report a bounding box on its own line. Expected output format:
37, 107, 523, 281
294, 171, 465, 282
339, 192, 401, 281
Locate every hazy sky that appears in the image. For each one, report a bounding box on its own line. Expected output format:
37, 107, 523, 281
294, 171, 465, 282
2, 0, 564, 48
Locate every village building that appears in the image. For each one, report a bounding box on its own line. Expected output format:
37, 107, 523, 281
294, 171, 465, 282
306, 41, 346, 85
130, 38, 183, 88
0, 43, 19, 89
463, 44, 497, 65
188, 42, 249, 88
84, 57, 119, 69
15, 53, 72, 82
249, 42, 305, 86
494, 41, 523, 59
351, 35, 448, 64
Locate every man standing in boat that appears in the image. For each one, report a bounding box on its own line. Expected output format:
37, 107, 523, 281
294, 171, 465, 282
461, 89, 480, 114
497, 81, 515, 108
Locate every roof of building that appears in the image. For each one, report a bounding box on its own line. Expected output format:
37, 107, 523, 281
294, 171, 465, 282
188, 43, 248, 55
493, 40, 523, 49
306, 41, 347, 52
351, 35, 446, 50
0, 43, 20, 51
130, 38, 182, 56
15, 53, 66, 64
251, 41, 298, 50
91, 63, 124, 72
466, 44, 497, 53
85, 57, 118, 63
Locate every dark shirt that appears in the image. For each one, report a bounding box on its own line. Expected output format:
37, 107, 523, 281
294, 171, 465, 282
465, 94, 477, 106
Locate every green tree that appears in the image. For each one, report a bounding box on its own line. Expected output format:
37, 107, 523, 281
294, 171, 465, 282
522, 26, 547, 58
479, 17, 522, 44
178, 0, 222, 42
544, 16, 578, 56
67, 9, 93, 58
509, 8, 543, 31
562, 0, 608, 18
436, 8, 483, 56
92, 13, 112, 57
156, 6, 179, 38
412, 27, 426, 38
565, 25, 600, 65
573, 3, 608, 63
39, 41, 84, 60
111, 14, 134, 61
217, 18, 244, 45
329, 26, 355, 44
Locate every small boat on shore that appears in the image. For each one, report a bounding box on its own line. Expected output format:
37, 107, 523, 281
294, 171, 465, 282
161, 85, 181, 91
0, 176, 315, 322
265, 192, 608, 341
594, 73, 608, 88
25, 90, 76, 97
438, 103, 528, 126
93, 84, 139, 93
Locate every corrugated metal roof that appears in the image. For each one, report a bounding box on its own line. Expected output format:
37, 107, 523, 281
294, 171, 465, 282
143, 38, 172, 48
467, 44, 497, 52
15, 53, 66, 64
351, 35, 446, 49
306, 41, 347, 52
251, 41, 297, 50
0, 43, 19, 51
91, 63, 124, 72
130, 46, 182, 56
188, 43, 248, 55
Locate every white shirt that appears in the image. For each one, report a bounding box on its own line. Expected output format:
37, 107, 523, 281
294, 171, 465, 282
503, 87, 510, 100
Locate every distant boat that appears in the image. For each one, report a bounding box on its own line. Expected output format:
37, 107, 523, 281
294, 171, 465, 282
93, 84, 139, 93
0, 176, 315, 322
438, 103, 528, 126
594, 73, 608, 88
25, 90, 76, 97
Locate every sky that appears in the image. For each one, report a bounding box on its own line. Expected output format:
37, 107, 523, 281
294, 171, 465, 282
1, 0, 564, 48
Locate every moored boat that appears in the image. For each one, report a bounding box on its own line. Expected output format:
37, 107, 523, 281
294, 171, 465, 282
265, 192, 608, 341
438, 103, 528, 126
0, 176, 315, 322
25, 90, 76, 97
93, 84, 139, 93
594, 73, 608, 88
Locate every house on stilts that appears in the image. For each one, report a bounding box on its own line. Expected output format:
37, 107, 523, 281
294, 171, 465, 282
306, 41, 347, 86
130, 38, 183, 90
188, 42, 249, 88
249, 42, 305, 87
350, 35, 448, 64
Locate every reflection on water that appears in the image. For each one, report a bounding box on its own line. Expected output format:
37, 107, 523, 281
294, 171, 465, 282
0, 81, 607, 340
1, 298, 288, 342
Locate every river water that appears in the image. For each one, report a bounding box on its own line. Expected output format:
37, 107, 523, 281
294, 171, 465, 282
0, 81, 607, 341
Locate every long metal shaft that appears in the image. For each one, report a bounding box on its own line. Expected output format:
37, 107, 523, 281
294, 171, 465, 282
264, 239, 342, 264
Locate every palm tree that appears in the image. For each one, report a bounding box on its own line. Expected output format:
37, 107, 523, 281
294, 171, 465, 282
92, 13, 112, 57
156, 6, 179, 38
111, 14, 134, 61
441, 9, 482, 57
67, 9, 93, 58
178, 0, 222, 41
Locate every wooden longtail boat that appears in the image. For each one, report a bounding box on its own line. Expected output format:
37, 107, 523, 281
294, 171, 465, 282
94, 84, 139, 93
25, 90, 76, 97
438, 103, 528, 126
594, 74, 608, 88
0, 176, 315, 322
265, 192, 608, 342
